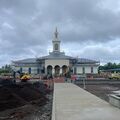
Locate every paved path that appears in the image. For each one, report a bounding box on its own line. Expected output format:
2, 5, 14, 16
52, 83, 120, 120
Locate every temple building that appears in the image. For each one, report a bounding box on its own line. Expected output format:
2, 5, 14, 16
12, 28, 100, 76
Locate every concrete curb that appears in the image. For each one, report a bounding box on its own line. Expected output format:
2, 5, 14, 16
51, 87, 55, 120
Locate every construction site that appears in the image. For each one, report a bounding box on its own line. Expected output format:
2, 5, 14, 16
0, 78, 53, 120
0, 75, 120, 120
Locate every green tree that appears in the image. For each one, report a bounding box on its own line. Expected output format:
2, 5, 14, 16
99, 62, 120, 71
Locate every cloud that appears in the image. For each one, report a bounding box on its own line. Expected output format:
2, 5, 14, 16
0, 0, 120, 66
63, 39, 120, 63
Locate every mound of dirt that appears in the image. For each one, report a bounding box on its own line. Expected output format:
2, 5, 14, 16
0, 82, 49, 111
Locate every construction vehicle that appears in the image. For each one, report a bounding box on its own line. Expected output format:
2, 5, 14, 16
13, 71, 31, 82
20, 73, 31, 82
109, 73, 120, 80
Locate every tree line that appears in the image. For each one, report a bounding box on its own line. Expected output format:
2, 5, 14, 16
0, 64, 12, 74
99, 62, 120, 70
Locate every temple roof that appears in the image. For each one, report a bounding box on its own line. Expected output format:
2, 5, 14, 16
12, 58, 37, 64
77, 58, 99, 64
41, 51, 74, 59
12, 53, 99, 64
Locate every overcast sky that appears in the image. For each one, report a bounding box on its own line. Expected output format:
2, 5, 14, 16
0, 0, 120, 66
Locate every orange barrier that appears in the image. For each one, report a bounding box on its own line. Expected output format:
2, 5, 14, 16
43, 77, 65, 88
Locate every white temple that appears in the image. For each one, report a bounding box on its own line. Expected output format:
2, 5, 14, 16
12, 28, 100, 76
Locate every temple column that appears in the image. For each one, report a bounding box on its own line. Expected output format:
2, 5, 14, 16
60, 67, 62, 74
45, 67, 47, 74
52, 68, 55, 74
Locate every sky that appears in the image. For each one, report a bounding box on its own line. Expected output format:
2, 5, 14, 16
0, 0, 120, 66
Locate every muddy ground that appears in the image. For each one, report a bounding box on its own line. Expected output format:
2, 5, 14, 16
1, 79, 120, 120
0, 80, 52, 120
77, 84, 120, 102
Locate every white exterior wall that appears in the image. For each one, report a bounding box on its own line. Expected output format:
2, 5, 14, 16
13, 66, 38, 74
45, 59, 69, 68
85, 66, 91, 73
31, 67, 38, 74
76, 67, 82, 74
93, 66, 98, 74
13, 67, 20, 71
76, 66, 98, 74
45, 59, 69, 74
22, 67, 28, 73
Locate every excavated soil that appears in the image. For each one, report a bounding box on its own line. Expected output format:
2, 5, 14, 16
77, 84, 120, 102
0, 80, 52, 120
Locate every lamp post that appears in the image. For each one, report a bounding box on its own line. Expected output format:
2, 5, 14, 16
83, 74, 86, 89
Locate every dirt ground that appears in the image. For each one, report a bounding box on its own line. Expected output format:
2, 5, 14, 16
0, 81, 52, 120
77, 84, 120, 102
2, 78, 120, 119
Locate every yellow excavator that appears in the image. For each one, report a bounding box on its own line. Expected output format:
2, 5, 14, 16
20, 73, 31, 82
12, 71, 31, 83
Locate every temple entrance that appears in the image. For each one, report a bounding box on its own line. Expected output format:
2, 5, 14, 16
62, 65, 68, 76
54, 65, 60, 76
47, 65, 52, 75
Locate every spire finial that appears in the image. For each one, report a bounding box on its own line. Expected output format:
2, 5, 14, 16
55, 27, 57, 32
55, 27, 58, 39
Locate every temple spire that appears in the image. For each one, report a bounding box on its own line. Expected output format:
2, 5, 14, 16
54, 27, 59, 40
52, 27, 61, 52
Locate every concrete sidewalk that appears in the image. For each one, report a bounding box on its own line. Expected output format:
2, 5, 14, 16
52, 83, 120, 120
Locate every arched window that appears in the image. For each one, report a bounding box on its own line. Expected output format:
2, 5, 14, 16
20, 67, 22, 73
91, 67, 93, 73
29, 68, 31, 74
55, 44, 58, 50
37, 68, 40, 74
